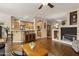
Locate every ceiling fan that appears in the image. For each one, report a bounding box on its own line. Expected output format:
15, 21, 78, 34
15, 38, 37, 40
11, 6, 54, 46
38, 3, 54, 9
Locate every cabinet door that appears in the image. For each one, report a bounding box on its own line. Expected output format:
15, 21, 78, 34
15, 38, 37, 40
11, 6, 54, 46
25, 34, 29, 43
33, 33, 36, 41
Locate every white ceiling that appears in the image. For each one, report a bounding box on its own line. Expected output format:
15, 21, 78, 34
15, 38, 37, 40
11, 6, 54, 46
0, 3, 79, 20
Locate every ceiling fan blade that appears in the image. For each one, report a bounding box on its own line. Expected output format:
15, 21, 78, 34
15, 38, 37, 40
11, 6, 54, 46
38, 4, 43, 9
48, 3, 54, 8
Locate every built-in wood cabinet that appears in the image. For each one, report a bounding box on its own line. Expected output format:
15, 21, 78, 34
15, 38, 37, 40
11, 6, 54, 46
24, 31, 36, 43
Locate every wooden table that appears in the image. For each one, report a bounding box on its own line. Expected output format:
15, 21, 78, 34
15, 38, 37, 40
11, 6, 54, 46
22, 42, 48, 56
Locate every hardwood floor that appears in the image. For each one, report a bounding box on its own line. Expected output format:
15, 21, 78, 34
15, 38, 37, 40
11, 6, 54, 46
5, 38, 79, 56
44, 38, 79, 56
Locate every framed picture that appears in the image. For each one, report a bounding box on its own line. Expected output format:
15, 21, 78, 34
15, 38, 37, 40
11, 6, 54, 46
70, 11, 77, 25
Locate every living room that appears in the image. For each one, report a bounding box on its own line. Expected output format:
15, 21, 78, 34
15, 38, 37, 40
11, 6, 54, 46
0, 3, 79, 56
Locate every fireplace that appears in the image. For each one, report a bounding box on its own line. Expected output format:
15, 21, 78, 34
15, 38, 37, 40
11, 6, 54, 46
61, 27, 77, 42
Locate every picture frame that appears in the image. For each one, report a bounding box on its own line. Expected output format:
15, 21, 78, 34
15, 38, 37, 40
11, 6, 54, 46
70, 11, 77, 25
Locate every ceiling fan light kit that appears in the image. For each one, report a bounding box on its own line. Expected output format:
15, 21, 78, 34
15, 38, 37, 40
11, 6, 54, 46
38, 3, 54, 9
48, 3, 54, 8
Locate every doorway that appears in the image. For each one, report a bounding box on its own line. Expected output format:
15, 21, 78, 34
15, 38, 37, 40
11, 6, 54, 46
47, 25, 52, 39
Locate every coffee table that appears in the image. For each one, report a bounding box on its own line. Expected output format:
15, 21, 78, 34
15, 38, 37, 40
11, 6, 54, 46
22, 42, 48, 56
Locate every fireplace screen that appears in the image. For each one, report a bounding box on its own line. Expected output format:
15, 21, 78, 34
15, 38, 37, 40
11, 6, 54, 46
61, 27, 77, 41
